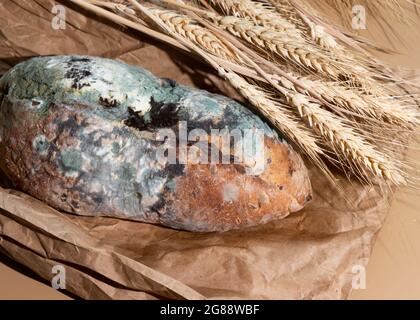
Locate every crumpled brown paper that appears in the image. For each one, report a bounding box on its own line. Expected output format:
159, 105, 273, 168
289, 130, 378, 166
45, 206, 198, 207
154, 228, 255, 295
0, 0, 393, 299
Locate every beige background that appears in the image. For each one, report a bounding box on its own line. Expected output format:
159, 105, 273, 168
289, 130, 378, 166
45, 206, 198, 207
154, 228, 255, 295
346, 1, 420, 299
0, 1, 419, 299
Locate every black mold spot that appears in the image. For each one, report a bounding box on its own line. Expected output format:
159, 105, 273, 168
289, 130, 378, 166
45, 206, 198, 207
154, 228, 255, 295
185, 118, 217, 133
91, 194, 103, 204
148, 97, 179, 128
69, 57, 91, 63
133, 183, 144, 208
150, 197, 165, 215
123, 97, 179, 131
100, 78, 112, 85
306, 194, 313, 202
135, 191, 143, 202
33, 135, 50, 154
99, 96, 119, 108
124, 107, 147, 130
166, 163, 185, 177
93, 138, 102, 148
278, 185, 284, 191
65, 60, 92, 90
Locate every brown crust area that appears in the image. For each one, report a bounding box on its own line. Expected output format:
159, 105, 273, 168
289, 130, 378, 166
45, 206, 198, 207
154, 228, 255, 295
160, 138, 312, 232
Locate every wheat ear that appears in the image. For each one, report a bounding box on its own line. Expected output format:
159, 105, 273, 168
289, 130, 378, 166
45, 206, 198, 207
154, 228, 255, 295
287, 93, 406, 184
211, 0, 385, 90
145, 7, 239, 61
209, 0, 304, 39
138, 2, 413, 181
220, 0, 342, 50
294, 77, 420, 128
211, 15, 342, 76
294, 10, 338, 49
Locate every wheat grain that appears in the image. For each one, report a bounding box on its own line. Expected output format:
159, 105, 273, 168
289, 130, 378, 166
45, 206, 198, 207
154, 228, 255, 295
211, 14, 343, 77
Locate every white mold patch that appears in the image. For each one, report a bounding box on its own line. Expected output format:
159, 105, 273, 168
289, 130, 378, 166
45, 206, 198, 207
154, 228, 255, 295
223, 183, 239, 203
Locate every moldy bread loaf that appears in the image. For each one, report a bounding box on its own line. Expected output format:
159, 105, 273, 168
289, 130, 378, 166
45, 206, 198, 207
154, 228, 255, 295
0, 56, 312, 232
